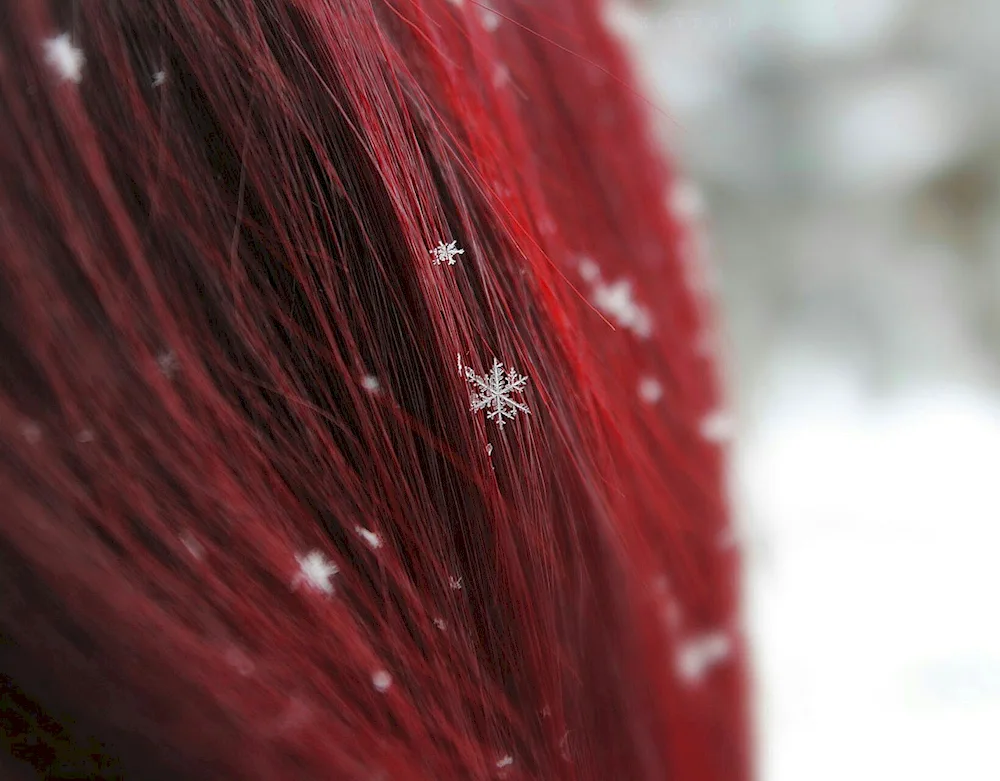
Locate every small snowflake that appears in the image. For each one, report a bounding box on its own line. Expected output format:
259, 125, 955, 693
669, 179, 706, 221
291, 550, 339, 595
43, 33, 84, 84
21, 422, 42, 445
372, 669, 393, 692
465, 358, 530, 428
430, 240, 465, 266
179, 531, 205, 560
433, 617, 447, 630
579, 257, 601, 282
156, 349, 179, 378
578, 259, 653, 338
699, 410, 734, 443
592, 279, 652, 338
496, 755, 514, 769
355, 526, 382, 549
361, 374, 381, 394
638, 377, 663, 404
225, 647, 255, 676
152, 70, 167, 87
479, 1, 502, 31
676, 631, 731, 684
449, 575, 463, 590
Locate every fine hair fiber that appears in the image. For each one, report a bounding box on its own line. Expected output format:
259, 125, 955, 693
0, 1, 749, 779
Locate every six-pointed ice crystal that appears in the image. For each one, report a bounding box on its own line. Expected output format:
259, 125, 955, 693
465, 358, 530, 428
430, 240, 465, 266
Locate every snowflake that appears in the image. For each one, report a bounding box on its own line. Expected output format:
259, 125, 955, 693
152, 70, 167, 87
430, 240, 465, 266
355, 525, 382, 549
638, 376, 663, 404
465, 358, 530, 428
43, 33, 84, 84
371, 670, 393, 692
592, 278, 652, 338
179, 531, 205, 560
676, 630, 731, 684
21, 421, 42, 445
479, 0, 502, 31
156, 349, 179, 378
699, 410, 734, 443
291, 550, 339, 595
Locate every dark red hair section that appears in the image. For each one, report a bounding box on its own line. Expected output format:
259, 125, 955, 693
0, 0, 749, 779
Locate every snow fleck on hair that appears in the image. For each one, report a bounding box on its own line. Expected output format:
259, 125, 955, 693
291, 550, 340, 595
430, 239, 466, 266
0, 1, 748, 780
42, 32, 84, 83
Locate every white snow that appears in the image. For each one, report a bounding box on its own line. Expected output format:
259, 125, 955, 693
736, 361, 1000, 781
43, 34, 84, 84
157, 350, 179, 378
579, 257, 601, 282
638, 377, 664, 404
355, 526, 382, 549
670, 179, 707, 221
372, 670, 392, 692
291, 550, 339, 595
179, 531, 205, 560
430, 240, 465, 266
478, 2, 501, 32
578, 256, 654, 338
21, 422, 42, 445
465, 359, 530, 428
676, 630, 731, 683
700, 409, 734, 442
591, 278, 653, 338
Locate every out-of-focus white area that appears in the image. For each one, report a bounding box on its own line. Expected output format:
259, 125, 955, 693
615, 1, 1000, 779
739, 358, 1000, 781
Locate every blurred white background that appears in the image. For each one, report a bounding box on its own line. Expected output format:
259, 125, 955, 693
614, 1, 1000, 779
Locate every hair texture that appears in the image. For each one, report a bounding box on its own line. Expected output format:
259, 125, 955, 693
0, 1, 749, 779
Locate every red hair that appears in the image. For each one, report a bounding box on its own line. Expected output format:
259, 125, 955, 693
0, 1, 749, 778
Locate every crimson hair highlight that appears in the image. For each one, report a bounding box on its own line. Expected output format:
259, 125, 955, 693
0, 1, 749, 779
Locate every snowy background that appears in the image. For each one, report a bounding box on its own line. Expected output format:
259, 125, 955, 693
614, 1, 1000, 779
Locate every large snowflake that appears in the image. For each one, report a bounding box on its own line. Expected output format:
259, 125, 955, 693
465, 358, 530, 428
